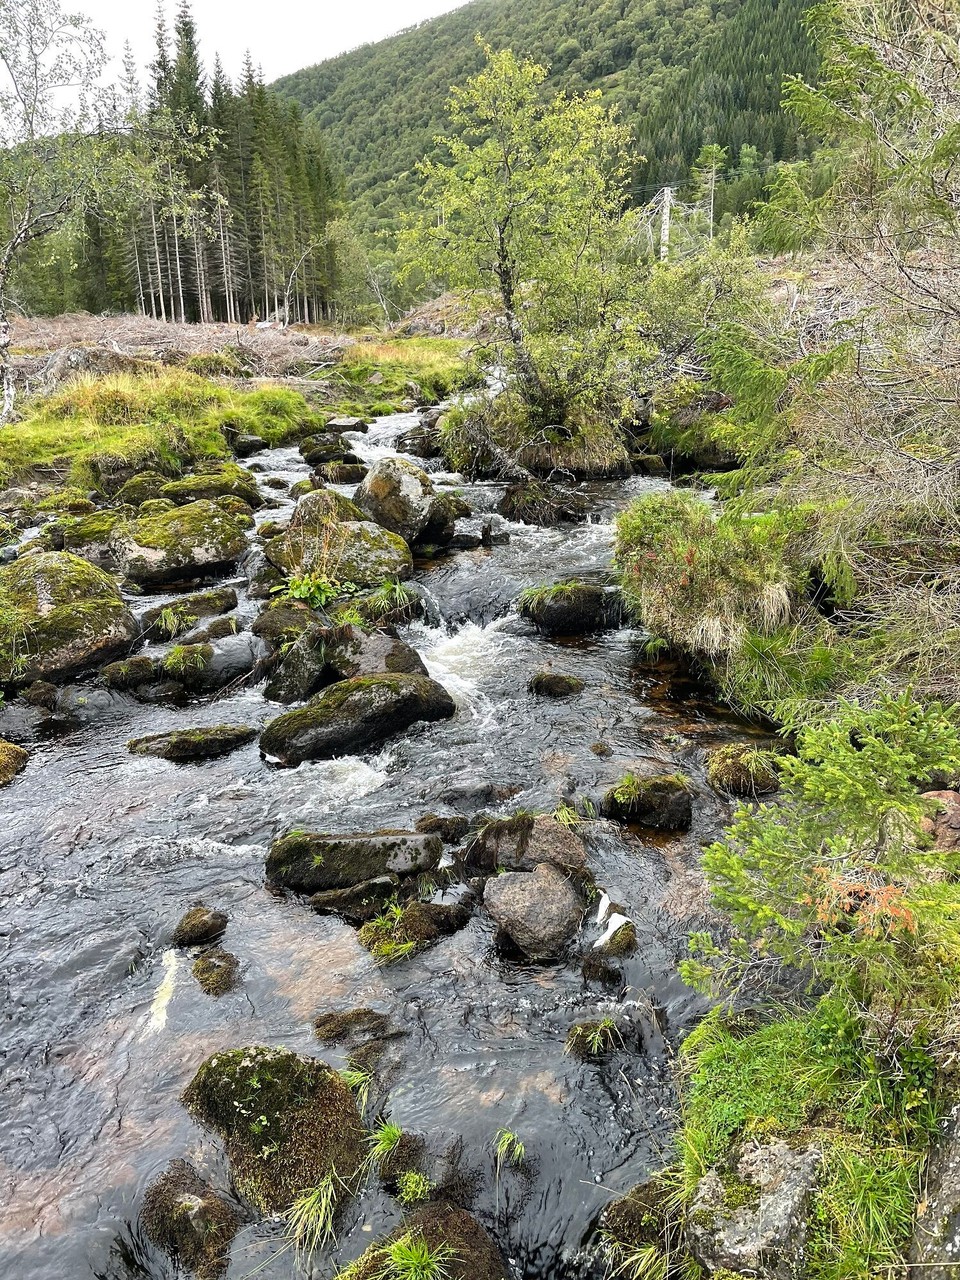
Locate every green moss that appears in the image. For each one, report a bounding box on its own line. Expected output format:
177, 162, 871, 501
707, 743, 781, 796
51, 509, 124, 552
192, 947, 240, 996
565, 1016, 623, 1059
0, 739, 29, 785
0, 369, 321, 489
162, 644, 213, 678
141, 1159, 239, 1280
600, 922, 637, 957
37, 487, 95, 514
159, 463, 261, 509
183, 1045, 366, 1216
101, 656, 157, 688
0, 551, 135, 681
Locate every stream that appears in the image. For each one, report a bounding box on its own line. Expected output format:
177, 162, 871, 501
0, 406, 766, 1280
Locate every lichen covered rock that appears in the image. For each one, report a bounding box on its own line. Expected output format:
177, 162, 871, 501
159, 463, 262, 509
686, 1141, 821, 1280
260, 673, 455, 765
0, 551, 137, 681
112, 500, 251, 586
355, 456, 454, 545
128, 725, 257, 761
266, 518, 412, 588
264, 622, 427, 704
141, 1159, 239, 1280
183, 1045, 366, 1215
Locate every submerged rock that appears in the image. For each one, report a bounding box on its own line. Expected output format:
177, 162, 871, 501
183, 1045, 366, 1214
0, 551, 137, 681
483, 863, 582, 959
260, 673, 456, 765
314, 1007, 393, 1045
112, 500, 251, 586
0, 739, 28, 785
173, 903, 228, 947
309, 876, 401, 922
528, 669, 584, 697
603, 772, 693, 830
192, 948, 240, 996
267, 830, 442, 894
128, 725, 257, 761
518, 581, 622, 635
141, 1159, 239, 1280
686, 1140, 821, 1279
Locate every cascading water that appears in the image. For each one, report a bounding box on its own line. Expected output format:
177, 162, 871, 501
0, 404, 765, 1280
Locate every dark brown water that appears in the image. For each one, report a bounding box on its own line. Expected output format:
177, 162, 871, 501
0, 410, 762, 1280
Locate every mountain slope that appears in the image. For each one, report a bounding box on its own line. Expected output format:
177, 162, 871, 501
275, 0, 817, 232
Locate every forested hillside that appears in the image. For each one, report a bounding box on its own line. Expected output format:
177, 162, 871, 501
275, 0, 816, 231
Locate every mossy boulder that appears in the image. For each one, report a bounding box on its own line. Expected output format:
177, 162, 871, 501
192, 948, 240, 996
266, 519, 412, 588
128, 725, 257, 761
251, 600, 326, 650
111, 501, 251, 587
45, 509, 125, 567
0, 739, 28, 785
101, 655, 157, 689
37, 487, 96, 515
116, 471, 169, 506
290, 486, 366, 531
355, 457, 454, 545
182, 1045, 366, 1215
341, 1203, 508, 1280
528, 670, 584, 697
707, 743, 780, 797
159, 464, 263, 510
141, 1159, 239, 1280
602, 772, 693, 829
140, 587, 238, 640
267, 830, 442, 894
260, 673, 456, 766
518, 581, 623, 634
0, 552, 137, 681
358, 899, 472, 962
173, 903, 228, 946
264, 622, 427, 704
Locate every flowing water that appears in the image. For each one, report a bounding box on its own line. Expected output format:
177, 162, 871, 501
0, 408, 767, 1280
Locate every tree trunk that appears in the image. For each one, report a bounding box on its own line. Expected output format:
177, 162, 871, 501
0, 303, 15, 425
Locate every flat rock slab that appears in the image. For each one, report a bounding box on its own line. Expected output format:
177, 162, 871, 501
267, 830, 442, 893
128, 725, 257, 761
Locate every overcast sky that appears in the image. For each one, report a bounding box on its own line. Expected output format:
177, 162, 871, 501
80, 0, 467, 85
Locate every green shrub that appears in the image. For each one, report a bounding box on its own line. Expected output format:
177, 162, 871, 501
684, 693, 960, 1062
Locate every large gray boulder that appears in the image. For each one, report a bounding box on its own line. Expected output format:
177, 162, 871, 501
111, 500, 251, 586
0, 551, 137, 681
483, 863, 582, 959
686, 1141, 821, 1279
266, 830, 442, 893
265, 518, 412, 587
355, 457, 453, 545
260, 672, 456, 765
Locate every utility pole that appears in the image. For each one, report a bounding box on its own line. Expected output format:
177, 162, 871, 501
660, 186, 672, 262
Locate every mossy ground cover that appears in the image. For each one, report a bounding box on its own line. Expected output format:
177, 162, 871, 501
0, 368, 320, 489
329, 337, 473, 413
679, 1001, 938, 1280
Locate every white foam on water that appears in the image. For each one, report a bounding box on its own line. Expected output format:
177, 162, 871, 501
595, 892, 611, 925
413, 620, 521, 726
593, 913, 632, 950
